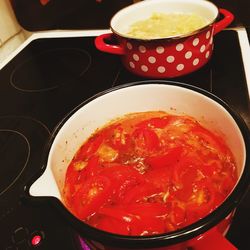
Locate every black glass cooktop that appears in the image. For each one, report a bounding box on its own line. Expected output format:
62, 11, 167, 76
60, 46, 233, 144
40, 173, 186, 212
0, 30, 249, 250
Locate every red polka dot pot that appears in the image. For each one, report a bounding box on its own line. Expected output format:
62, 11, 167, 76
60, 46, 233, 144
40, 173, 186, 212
95, 0, 234, 78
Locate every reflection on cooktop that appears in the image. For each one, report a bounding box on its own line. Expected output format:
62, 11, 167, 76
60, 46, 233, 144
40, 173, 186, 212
0, 129, 29, 196
10, 48, 91, 92
0, 116, 50, 214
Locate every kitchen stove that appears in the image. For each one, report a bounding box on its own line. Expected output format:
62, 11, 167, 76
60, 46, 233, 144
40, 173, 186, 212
0, 29, 249, 250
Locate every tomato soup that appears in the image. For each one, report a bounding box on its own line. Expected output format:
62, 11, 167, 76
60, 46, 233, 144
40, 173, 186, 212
63, 111, 237, 236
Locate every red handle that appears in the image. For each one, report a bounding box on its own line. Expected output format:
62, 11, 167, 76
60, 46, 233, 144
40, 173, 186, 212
214, 8, 234, 35
189, 228, 237, 250
94, 33, 126, 55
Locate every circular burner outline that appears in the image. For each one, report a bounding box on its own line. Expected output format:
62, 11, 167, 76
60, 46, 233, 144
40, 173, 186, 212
0, 115, 51, 197
0, 115, 51, 134
10, 48, 92, 93
0, 129, 30, 196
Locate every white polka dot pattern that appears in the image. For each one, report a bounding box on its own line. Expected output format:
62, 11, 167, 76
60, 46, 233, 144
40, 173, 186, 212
192, 38, 199, 46
193, 58, 199, 66
206, 31, 211, 39
133, 54, 139, 61
156, 46, 164, 54
141, 65, 148, 72
200, 45, 206, 53
176, 43, 184, 51
139, 46, 146, 53
127, 42, 133, 50
185, 51, 192, 59
129, 61, 135, 68
157, 66, 166, 73
176, 64, 184, 71
167, 56, 175, 63
148, 56, 156, 64
126, 28, 213, 77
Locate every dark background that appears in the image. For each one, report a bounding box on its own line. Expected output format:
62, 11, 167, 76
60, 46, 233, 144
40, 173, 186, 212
10, 0, 250, 31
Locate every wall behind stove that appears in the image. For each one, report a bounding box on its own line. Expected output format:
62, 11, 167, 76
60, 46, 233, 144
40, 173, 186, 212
0, 0, 30, 63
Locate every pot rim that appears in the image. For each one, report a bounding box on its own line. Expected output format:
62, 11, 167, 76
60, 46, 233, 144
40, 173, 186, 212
110, 0, 219, 41
26, 80, 250, 249
110, 23, 214, 42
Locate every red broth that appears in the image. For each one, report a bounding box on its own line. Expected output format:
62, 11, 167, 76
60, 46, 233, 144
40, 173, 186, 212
63, 111, 237, 236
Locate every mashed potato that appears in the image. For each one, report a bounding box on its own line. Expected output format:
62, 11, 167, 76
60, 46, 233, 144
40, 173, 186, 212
126, 12, 208, 39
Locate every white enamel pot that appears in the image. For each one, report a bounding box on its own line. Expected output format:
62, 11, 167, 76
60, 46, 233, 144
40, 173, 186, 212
27, 81, 250, 250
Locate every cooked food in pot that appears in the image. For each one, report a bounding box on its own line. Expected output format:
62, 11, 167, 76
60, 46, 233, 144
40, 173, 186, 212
126, 12, 209, 39
63, 111, 237, 236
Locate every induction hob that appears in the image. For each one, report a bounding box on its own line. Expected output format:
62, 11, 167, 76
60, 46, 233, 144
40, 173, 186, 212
0, 28, 250, 250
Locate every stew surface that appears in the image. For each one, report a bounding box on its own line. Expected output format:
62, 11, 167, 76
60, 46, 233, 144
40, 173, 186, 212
63, 111, 237, 236
126, 12, 208, 39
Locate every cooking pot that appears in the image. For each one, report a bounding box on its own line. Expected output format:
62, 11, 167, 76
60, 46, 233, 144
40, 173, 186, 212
95, 0, 234, 78
27, 81, 250, 250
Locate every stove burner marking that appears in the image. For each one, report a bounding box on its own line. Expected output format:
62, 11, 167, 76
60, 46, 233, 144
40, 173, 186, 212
10, 48, 92, 93
209, 69, 213, 92
111, 67, 122, 87
0, 129, 30, 196
0, 115, 51, 134
0, 116, 50, 200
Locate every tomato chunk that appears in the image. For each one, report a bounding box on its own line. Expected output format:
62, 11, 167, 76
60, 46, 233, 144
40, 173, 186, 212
72, 175, 112, 220
94, 215, 130, 235
75, 133, 105, 160
98, 203, 168, 236
191, 125, 227, 154
146, 146, 183, 169
122, 183, 162, 204
133, 127, 160, 152
109, 125, 131, 150
100, 164, 144, 202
